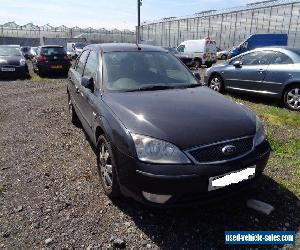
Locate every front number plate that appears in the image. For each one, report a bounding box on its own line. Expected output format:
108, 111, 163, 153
1, 67, 15, 72
208, 166, 256, 191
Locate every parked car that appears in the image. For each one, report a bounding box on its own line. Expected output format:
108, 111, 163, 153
33, 45, 71, 76
230, 34, 288, 58
163, 47, 195, 68
0, 45, 29, 79
217, 47, 229, 60
20, 46, 31, 59
205, 47, 300, 111
67, 43, 270, 206
177, 39, 217, 68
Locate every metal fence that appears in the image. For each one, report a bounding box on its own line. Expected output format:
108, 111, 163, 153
140, 0, 300, 49
0, 22, 136, 43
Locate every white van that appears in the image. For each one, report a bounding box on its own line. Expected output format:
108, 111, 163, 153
177, 39, 217, 68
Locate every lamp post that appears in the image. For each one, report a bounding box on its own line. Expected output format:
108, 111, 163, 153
137, 0, 142, 44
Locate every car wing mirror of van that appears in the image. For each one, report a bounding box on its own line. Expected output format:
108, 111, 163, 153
81, 76, 94, 92
233, 61, 242, 68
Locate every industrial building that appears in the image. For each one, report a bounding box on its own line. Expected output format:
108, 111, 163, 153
140, 0, 300, 49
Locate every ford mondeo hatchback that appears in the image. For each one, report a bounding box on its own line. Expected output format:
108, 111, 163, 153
67, 43, 270, 206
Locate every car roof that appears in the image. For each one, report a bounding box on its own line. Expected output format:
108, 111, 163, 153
251, 46, 294, 52
40, 45, 64, 48
230, 46, 300, 63
85, 43, 167, 53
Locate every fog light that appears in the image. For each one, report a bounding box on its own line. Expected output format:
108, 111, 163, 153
142, 191, 172, 204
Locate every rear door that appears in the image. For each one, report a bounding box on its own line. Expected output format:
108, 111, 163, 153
224, 51, 272, 92
261, 51, 294, 96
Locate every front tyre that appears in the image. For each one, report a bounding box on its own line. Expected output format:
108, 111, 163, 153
208, 75, 224, 93
97, 135, 121, 199
284, 85, 300, 111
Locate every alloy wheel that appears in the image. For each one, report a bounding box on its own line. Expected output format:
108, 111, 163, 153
286, 87, 300, 110
99, 143, 113, 189
209, 77, 221, 92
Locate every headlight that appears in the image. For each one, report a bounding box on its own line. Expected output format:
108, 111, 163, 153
131, 133, 191, 164
254, 116, 266, 146
20, 59, 26, 66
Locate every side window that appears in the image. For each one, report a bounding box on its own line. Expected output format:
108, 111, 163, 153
76, 50, 89, 75
83, 51, 98, 78
177, 45, 185, 53
239, 51, 272, 65
271, 52, 293, 64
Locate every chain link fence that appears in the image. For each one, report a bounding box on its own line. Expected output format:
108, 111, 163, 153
140, 0, 300, 49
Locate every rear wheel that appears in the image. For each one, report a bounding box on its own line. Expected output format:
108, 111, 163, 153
283, 85, 300, 111
209, 75, 224, 93
97, 135, 121, 199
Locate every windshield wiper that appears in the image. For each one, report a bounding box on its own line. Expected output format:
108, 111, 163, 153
175, 83, 202, 89
126, 85, 175, 92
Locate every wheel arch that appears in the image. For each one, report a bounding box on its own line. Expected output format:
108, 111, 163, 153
209, 72, 223, 82
282, 81, 300, 99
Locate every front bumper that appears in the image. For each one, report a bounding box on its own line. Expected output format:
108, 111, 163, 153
114, 140, 271, 206
0, 65, 28, 78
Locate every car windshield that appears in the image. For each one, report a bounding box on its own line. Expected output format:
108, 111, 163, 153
103, 51, 198, 92
0, 47, 22, 56
41, 47, 66, 55
21, 47, 30, 52
164, 47, 179, 54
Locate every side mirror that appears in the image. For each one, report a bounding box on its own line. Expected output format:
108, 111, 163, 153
233, 61, 242, 68
192, 71, 201, 81
81, 76, 94, 92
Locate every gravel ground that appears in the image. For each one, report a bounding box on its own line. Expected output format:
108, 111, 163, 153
0, 76, 299, 249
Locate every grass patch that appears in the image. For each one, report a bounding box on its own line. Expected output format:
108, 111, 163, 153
259, 107, 300, 128
266, 133, 300, 196
268, 134, 300, 158
30, 73, 43, 82
229, 95, 300, 196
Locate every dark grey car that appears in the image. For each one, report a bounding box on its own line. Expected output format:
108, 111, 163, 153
205, 47, 300, 111
67, 43, 270, 206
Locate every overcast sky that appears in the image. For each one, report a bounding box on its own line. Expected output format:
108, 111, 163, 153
0, 0, 253, 30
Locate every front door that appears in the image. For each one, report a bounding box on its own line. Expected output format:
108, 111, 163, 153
79, 50, 99, 129
224, 51, 272, 92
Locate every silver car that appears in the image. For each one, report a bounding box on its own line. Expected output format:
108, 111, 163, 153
204, 47, 300, 111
